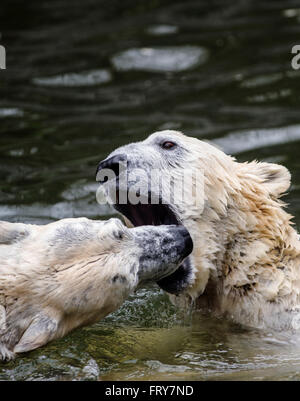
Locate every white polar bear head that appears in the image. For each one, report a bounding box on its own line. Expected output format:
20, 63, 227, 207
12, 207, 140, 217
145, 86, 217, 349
97, 130, 292, 301
42, 217, 193, 285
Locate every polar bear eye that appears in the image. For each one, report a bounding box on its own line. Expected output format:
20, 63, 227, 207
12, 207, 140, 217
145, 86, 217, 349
161, 141, 176, 150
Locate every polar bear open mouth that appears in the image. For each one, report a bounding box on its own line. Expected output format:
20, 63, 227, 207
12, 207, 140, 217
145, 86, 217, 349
114, 200, 194, 295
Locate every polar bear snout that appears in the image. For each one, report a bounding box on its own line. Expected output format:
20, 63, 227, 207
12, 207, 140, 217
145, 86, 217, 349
157, 225, 193, 262
133, 224, 193, 284
96, 154, 127, 183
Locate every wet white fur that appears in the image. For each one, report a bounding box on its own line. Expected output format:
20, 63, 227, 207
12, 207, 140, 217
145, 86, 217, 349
0, 217, 186, 360
108, 130, 300, 331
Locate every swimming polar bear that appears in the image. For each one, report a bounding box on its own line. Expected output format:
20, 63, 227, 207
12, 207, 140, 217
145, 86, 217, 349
0, 217, 192, 360
97, 130, 300, 331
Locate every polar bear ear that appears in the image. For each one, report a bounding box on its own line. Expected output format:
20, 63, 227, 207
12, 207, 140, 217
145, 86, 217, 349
254, 162, 291, 198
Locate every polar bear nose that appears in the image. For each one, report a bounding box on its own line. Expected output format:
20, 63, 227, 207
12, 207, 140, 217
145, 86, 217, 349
96, 154, 127, 181
175, 225, 193, 258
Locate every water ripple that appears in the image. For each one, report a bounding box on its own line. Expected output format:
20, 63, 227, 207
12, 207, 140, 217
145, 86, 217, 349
111, 46, 209, 73
33, 69, 112, 87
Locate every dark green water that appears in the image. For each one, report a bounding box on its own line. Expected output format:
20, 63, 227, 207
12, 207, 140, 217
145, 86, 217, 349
1, 0, 300, 380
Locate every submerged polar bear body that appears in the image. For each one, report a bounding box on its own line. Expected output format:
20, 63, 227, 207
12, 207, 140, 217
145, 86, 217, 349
98, 130, 300, 331
0, 217, 192, 360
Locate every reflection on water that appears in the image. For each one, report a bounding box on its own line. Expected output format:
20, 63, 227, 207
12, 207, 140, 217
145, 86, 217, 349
33, 69, 112, 87
214, 124, 300, 155
111, 46, 209, 72
1, 0, 300, 380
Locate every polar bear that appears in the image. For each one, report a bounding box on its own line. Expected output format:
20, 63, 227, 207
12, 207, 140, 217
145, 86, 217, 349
97, 130, 300, 331
0, 217, 192, 360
